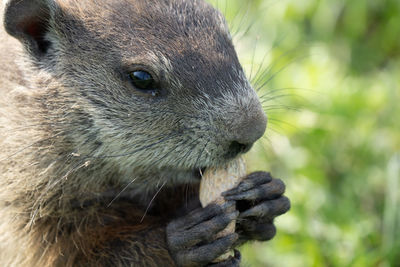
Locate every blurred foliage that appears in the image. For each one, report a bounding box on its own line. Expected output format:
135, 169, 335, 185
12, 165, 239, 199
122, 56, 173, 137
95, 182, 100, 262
207, 0, 400, 266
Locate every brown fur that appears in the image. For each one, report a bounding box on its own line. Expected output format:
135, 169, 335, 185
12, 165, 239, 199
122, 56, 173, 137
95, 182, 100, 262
0, 0, 266, 266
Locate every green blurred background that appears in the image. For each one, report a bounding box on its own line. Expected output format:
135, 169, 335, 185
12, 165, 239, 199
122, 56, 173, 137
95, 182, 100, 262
207, 0, 400, 266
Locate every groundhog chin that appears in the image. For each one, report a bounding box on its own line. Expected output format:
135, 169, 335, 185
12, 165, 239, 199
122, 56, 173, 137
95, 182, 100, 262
143, 161, 238, 186
156, 167, 209, 183
128, 166, 209, 187
117, 151, 240, 186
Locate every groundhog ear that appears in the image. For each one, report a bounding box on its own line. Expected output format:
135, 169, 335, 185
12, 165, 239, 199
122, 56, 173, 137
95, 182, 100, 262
3, 0, 54, 57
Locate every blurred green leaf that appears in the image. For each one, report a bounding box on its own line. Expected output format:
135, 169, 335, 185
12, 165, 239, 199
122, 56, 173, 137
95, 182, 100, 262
207, 0, 400, 266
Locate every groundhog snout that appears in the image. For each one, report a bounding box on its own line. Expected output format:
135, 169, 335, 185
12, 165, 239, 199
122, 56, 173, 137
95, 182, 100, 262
225, 106, 267, 159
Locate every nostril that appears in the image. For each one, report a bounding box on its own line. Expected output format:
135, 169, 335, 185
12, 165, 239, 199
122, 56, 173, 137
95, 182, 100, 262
226, 141, 253, 159
232, 110, 267, 146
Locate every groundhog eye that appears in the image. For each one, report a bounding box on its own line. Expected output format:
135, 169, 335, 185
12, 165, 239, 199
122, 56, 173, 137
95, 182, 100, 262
128, 70, 155, 91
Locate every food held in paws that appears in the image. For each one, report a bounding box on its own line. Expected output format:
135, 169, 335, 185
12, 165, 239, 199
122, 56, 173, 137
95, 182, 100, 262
199, 157, 247, 262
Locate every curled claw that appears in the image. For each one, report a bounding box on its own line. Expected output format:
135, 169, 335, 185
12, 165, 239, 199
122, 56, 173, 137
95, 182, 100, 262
169, 211, 239, 249
167, 201, 235, 233
223, 178, 285, 201
239, 196, 290, 219
240, 220, 277, 241
222, 172, 272, 197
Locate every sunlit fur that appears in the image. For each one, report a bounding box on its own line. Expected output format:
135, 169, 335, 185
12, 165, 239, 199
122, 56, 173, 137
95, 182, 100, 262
0, 0, 265, 265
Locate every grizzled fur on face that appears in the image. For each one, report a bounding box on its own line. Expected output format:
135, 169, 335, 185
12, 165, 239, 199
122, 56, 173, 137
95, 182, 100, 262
3, 0, 265, 189
0, 0, 268, 217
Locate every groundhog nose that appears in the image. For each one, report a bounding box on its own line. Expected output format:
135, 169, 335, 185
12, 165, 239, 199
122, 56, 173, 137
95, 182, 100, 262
235, 111, 267, 144
226, 110, 267, 159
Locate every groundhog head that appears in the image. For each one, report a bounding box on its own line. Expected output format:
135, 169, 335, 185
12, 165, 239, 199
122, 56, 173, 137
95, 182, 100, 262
4, 0, 267, 186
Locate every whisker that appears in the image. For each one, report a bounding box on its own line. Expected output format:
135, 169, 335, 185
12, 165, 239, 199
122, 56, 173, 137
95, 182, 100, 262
224, 0, 228, 21
248, 36, 259, 82
230, 1, 252, 38
266, 125, 287, 136
258, 87, 304, 99
140, 180, 167, 223
107, 178, 138, 208
194, 139, 210, 168
236, 19, 256, 42
263, 104, 301, 112
251, 49, 296, 89
268, 117, 299, 131
260, 135, 273, 150
250, 34, 289, 85
260, 93, 293, 104
255, 54, 310, 92
252, 46, 307, 90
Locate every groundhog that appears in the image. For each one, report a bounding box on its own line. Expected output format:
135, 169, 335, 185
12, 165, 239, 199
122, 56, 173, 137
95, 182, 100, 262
0, 0, 290, 266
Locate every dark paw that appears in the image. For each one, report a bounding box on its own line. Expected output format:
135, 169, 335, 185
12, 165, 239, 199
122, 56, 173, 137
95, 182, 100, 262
222, 172, 290, 243
167, 202, 240, 267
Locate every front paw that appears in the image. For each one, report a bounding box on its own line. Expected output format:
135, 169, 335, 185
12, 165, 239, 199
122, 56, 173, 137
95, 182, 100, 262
166, 202, 240, 267
222, 172, 290, 242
